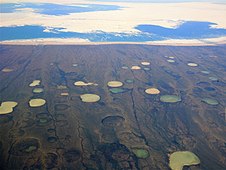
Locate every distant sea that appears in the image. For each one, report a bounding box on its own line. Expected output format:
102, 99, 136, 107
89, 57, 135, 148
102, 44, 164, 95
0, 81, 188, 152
1, 2, 226, 42
1, 22, 226, 42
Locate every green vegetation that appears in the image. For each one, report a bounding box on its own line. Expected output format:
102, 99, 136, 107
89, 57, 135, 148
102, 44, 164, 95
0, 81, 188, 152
141, 61, 150, 66
80, 94, 100, 103
29, 99, 46, 107
0, 101, 18, 114
187, 63, 198, 67
169, 151, 200, 170
33, 88, 44, 93
143, 67, 150, 71
39, 118, 48, 124
25, 146, 37, 153
122, 66, 129, 69
109, 88, 125, 94
201, 71, 210, 74
132, 149, 149, 159
160, 95, 181, 103
74, 81, 94, 86
131, 66, 141, 70
57, 85, 67, 89
125, 79, 134, 83
201, 98, 219, 105
145, 88, 160, 95
60, 92, 69, 96
167, 59, 175, 63
107, 81, 123, 87
29, 80, 41, 87
2, 68, 14, 72
209, 77, 218, 81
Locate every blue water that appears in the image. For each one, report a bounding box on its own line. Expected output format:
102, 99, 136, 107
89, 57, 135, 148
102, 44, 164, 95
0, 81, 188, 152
135, 21, 226, 39
1, 21, 226, 42
0, 3, 121, 16
0, 26, 157, 42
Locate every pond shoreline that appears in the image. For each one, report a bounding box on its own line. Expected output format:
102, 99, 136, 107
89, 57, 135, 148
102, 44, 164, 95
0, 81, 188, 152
1, 38, 226, 46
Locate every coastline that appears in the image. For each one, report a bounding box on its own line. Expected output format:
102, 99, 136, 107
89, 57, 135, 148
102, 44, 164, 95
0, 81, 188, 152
1, 1, 226, 46
1, 37, 226, 46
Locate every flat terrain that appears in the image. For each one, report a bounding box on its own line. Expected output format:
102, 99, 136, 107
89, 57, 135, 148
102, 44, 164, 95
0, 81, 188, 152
0, 45, 226, 170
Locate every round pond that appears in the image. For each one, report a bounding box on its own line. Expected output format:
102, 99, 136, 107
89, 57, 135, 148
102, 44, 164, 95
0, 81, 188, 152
187, 63, 198, 67
132, 149, 149, 159
29, 99, 46, 107
201, 98, 219, 105
0, 101, 18, 114
33, 88, 44, 93
160, 95, 181, 103
169, 151, 200, 170
80, 94, 100, 103
141, 62, 150, 66
145, 88, 160, 95
29, 80, 41, 87
131, 66, 141, 70
107, 81, 123, 88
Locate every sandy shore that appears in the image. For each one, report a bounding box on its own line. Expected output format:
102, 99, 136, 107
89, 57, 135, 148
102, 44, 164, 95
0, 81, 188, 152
1, 37, 226, 46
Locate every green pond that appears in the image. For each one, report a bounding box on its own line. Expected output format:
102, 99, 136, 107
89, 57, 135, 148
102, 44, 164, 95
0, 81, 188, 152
160, 95, 181, 103
125, 79, 134, 83
132, 149, 149, 159
169, 151, 200, 170
109, 88, 126, 94
201, 98, 219, 105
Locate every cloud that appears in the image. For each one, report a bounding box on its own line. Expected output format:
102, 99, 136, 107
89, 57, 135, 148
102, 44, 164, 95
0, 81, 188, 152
1, 0, 226, 44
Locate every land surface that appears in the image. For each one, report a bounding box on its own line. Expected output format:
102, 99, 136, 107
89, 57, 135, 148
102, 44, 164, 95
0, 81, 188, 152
0, 45, 226, 170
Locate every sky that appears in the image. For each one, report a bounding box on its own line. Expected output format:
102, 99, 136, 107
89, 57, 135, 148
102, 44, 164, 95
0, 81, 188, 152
94, 0, 226, 2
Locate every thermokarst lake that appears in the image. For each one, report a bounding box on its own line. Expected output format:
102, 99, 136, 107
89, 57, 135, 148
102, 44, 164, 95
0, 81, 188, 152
1, 0, 226, 170
0, 45, 226, 169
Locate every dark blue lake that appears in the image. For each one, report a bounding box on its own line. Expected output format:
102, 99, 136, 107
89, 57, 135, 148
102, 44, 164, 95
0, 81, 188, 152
0, 3, 121, 15
135, 21, 226, 39
1, 21, 226, 42
0, 26, 156, 42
